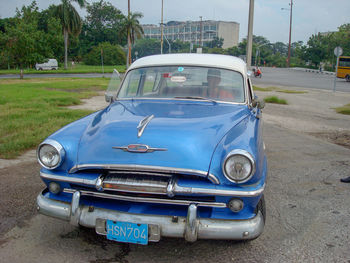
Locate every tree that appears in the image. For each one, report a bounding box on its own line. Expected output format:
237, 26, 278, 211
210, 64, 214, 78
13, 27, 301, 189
272, 42, 288, 55
207, 37, 224, 48
55, 0, 86, 69
85, 42, 125, 65
120, 11, 143, 67
304, 34, 328, 67
81, 0, 126, 51
1, 1, 55, 77
132, 38, 160, 59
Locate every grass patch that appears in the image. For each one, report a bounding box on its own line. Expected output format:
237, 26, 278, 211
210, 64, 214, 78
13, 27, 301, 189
264, 96, 288, 105
254, 85, 307, 94
253, 86, 276, 92
276, 90, 307, 94
0, 64, 126, 75
335, 104, 350, 115
0, 78, 109, 158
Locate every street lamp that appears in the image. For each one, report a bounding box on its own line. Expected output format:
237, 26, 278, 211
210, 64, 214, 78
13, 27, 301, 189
199, 16, 203, 47
160, 0, 164, 54
163, 33, 171, 53
255, 43, 270, 67
281, 0, 293, 67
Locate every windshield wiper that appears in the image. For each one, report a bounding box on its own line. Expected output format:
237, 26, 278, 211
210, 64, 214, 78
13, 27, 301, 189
173, 96, 217, 104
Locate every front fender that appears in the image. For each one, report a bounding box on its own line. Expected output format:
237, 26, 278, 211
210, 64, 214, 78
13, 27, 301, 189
41, 110, 102, 172
209, 111, 266, 186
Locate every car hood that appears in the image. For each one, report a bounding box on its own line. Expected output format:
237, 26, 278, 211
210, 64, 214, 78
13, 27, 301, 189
76, 99, 249, 173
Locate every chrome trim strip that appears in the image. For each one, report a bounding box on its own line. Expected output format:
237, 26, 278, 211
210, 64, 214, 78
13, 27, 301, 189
112, 144, 167, 153
137, 115, 154, 138
37, 189, 265, 241
68, 164, 220, 184
95, 175, 104, 192
116, 97, 247, 106
40, 172, 97, 186
63, 188, 226, 208
167, 177, 176, 197
208, 173, 220, 185
108, 170, 172, 178
40, 172, 264, 197
173, 183, 265, 197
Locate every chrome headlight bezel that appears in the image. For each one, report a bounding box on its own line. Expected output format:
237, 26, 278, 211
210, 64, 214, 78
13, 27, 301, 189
222, 149, 256, 184
37, 139, 65, 170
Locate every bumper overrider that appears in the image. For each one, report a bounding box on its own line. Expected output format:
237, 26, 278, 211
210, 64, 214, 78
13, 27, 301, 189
37, 188, 265, 242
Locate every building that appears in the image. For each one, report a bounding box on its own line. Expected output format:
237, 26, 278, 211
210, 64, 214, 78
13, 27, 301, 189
142, 20, 239, 49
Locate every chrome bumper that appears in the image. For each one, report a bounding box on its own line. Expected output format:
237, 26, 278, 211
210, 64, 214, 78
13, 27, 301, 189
37, 189, 265, 242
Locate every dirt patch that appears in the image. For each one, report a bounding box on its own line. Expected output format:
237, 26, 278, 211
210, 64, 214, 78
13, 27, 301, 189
309, 131, 350, 150
0, 161, 44, 235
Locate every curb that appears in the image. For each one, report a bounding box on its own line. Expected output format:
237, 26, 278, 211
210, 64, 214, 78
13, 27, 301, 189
291, 67, 335, 76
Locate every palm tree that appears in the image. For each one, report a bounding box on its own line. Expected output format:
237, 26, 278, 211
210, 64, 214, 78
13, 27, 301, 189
120, 11, 144, 67
56, 0, 86, 69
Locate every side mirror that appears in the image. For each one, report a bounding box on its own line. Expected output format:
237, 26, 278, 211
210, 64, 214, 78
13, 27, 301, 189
252, 98, 265, 109
105, 93, 114, 103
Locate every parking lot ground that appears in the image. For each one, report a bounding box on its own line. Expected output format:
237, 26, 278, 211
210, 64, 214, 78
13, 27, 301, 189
1, 123, 350, 262
1, 87, 350, 262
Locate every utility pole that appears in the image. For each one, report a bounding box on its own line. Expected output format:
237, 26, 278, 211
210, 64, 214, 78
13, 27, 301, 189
127, 0, 131, 68
287, 0, 293, 67
199, 16, 203, 47
246, 0, 254, 68
160, 0, 164, 54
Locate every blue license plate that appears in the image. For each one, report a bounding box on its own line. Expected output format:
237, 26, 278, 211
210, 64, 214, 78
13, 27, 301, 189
106, 220, 148, 245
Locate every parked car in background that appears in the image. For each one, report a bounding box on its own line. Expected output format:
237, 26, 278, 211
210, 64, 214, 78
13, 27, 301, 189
36, 54, 267, 245
35, 59, 58, 70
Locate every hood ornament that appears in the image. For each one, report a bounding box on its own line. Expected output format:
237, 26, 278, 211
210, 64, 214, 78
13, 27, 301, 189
137, 115, 154, 138
113, 144, 167, 153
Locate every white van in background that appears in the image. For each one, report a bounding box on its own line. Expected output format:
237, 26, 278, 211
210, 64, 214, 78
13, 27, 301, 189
35, 59, 58, 70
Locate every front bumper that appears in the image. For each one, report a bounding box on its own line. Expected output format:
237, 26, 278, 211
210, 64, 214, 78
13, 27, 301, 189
37, 189, 265, 242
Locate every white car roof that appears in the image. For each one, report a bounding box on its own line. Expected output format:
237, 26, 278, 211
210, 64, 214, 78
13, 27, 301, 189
128, 54, 247, 75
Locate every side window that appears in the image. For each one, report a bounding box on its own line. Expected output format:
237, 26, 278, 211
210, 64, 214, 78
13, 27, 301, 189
127, 74, 140, 97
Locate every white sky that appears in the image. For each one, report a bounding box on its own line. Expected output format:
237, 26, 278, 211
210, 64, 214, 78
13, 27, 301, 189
0, 0, 349, 44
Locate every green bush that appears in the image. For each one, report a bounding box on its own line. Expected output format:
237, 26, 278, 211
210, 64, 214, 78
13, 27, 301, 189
264, 96, 288, 105
84, 42, 126, 66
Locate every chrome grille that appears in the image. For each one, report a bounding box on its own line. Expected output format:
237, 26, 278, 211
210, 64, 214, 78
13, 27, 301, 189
102, 173, 169, 195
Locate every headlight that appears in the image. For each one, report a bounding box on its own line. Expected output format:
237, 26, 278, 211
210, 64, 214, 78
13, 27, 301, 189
37, 139, 65, 169
222, 149, 255, 183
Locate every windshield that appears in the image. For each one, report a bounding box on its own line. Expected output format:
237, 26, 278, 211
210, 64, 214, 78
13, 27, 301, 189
117, 66, 245, 103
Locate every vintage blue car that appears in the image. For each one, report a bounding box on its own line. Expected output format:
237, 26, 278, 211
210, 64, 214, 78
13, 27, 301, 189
36, 54, 267, 244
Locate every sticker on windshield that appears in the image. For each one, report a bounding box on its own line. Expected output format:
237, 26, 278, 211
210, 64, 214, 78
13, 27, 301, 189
170, 76, 186, 83
177, 67, 184, 72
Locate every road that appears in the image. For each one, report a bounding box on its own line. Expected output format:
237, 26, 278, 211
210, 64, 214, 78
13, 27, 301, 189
1, 67, 349, 93
252, 67, 349, 92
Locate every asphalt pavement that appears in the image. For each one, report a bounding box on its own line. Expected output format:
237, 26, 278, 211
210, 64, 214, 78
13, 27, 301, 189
1, 123, 350, 262
253, 67, 349, 92
1, 67, 348, 93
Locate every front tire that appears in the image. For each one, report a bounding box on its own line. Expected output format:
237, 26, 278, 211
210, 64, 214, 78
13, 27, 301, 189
256, 194, 266, 223
242, 195, 266, 242
346, 75, 350, 82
